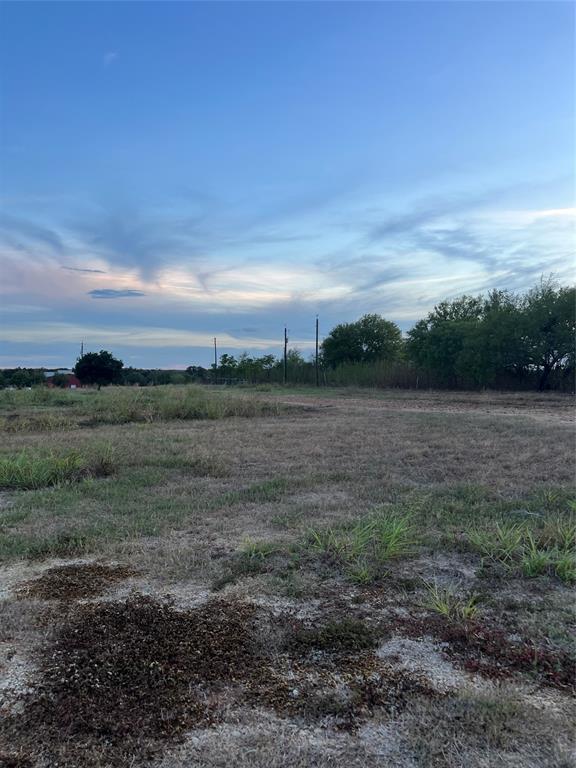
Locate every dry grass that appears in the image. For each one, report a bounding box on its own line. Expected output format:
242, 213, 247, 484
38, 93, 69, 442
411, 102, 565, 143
0, 387, 574, 767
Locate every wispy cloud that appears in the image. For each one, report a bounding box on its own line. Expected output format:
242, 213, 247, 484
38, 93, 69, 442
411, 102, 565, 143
0, 184, 573, 370
0, 213, 66, 254
62, 266, 107, 274
72, 208, 195, 277
103, 51, 118, 68
88, 289, 146, 299
0, 322, 315, 350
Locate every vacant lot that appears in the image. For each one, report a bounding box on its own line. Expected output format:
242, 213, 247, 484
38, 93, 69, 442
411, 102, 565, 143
0, 385, 574, 768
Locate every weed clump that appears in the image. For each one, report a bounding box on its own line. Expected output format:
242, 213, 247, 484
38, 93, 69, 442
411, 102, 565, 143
0, 447, 114, 490
306, 511, 417, 583
212, 539, 283, 591
423, 581, 479, 622
468, 517, 576, 584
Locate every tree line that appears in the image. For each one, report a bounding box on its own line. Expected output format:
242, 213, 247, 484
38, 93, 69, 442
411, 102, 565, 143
198, 280, 575, 392
1, 279, 573, 392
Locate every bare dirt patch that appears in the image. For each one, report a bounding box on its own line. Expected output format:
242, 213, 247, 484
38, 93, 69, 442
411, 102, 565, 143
1, 596, 451, 767
394, 613, 576, 691
1, 596, 260, 767
376, 636, 469, 693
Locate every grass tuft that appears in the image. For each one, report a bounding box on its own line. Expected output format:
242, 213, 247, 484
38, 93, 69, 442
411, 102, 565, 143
468, 516, 576, 584
306, 511, 417, 583
0, 451, 83, 490
423, 580, 480, 622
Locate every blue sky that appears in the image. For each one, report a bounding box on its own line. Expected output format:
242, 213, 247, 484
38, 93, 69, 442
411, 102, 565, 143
1, 1, 574, 368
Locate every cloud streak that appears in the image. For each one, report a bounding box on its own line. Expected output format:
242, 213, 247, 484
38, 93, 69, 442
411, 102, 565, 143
103, 51, 118, 68
88, 289, 146, 299
0, 185, 573, 367
0, 213, 66, 254
63, 266, 107, 274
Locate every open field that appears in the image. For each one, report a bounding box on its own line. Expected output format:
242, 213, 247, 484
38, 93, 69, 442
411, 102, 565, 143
0, 385, 574, 767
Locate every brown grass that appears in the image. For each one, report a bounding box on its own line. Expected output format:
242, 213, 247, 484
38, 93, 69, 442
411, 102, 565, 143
0, 388, 574, 767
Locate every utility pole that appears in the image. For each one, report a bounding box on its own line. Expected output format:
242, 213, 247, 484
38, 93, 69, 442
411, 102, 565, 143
213, 337, 218, 384
283, 326, 288, 386
80, 341, 84, 358
315, 316, 319, 387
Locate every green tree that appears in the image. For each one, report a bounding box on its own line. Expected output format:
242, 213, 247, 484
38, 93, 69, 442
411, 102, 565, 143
5, 368, 45, 388
186, 365, 208, 382
453, 291, 525, 387
234, 352, 277, 381
406, 282, 575, 390
286, 349, 305, 366
74, 350, 124, 389
218, 354, 238, 377
122, 368, 149, 386
407, 293, 517, 387
322, 314, 403, 367
520, 280, 575, 390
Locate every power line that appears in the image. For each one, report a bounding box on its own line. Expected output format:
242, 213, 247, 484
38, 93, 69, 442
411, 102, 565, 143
315, 316, 319, 387
283, 326, 288, 385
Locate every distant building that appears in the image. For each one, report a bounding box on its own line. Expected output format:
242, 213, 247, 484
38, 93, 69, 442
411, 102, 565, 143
43, 369, 82, 389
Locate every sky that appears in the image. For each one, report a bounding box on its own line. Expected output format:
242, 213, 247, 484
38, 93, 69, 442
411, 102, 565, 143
0, 1, 574, 369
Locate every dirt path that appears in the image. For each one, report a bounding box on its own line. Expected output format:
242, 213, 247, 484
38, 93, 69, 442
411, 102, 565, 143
270, 391, 576, 426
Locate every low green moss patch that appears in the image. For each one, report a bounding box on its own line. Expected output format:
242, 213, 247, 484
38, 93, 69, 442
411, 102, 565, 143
291, 618, 377, 652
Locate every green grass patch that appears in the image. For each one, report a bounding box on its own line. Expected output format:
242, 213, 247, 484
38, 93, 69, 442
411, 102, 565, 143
0, 385, 287, 433
0, 412, 76, 433
82, 387, 283, 426
423, 580, 480, 622
291, 618, 377, 652
0, 446, 114, 490
468, 516, 576, 584
305, 510, 417, 583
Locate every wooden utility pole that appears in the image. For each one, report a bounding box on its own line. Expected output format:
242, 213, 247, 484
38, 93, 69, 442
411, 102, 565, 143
283, 327, 288, 385
315, 316, 319, 387
213, 337, 218, 384
80, 341, 84, 358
